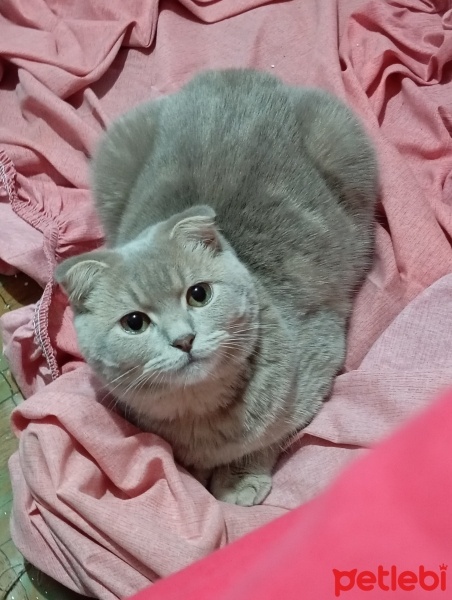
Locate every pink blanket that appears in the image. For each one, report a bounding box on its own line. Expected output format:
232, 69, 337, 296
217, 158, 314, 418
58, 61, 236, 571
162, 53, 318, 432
131, 386, 452, 600
1, 0, 452, 598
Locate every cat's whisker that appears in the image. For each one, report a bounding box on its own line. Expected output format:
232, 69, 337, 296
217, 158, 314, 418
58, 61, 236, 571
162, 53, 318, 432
228, 323, 277, 332
107, 364, 142, 386
128, 368, 169, 400
217, 352, 240, 365
99, 364, 144, 404
129, 372, 157, 395
225, 336, 257, 344
228, 322, 267, 329
62, 68, 376, 506
221, 339, 252, 347
220, 342, 259, 356
97, 369, 142, 404
216, 346, 249, 362
112, 376, 144, 396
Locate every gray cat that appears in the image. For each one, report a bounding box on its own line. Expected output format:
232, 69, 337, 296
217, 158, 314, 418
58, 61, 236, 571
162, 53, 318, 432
55, 69, 377, 506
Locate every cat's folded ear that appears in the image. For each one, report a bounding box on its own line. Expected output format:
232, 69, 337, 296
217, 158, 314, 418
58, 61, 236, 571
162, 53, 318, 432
168, 205, 222, 252
55, 250, 115, 308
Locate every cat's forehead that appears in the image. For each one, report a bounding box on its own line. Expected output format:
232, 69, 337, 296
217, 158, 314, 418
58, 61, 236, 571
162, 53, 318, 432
109, 238, 219, 304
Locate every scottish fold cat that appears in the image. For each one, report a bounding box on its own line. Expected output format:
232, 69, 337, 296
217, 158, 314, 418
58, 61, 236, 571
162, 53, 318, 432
55, 69, 377, 506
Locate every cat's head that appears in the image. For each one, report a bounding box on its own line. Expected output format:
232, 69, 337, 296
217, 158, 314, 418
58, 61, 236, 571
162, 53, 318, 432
55, 205, 259, 411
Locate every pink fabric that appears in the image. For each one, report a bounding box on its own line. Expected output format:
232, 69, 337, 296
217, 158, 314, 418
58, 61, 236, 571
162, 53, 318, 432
130, 386, 452, 600
9, 275, 452, 599
1, 0, 452, 597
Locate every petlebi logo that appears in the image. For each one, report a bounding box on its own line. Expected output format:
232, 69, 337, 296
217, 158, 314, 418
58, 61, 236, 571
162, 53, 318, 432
333, 565, 447, 596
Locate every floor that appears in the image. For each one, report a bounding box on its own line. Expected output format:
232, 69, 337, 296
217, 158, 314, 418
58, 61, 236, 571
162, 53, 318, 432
0, 273, 86, 600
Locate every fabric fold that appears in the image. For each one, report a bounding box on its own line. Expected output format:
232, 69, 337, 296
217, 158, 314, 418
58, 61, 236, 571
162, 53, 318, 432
1, 0, 452, 597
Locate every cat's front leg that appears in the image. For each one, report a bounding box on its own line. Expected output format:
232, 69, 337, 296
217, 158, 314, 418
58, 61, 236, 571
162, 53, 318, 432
209, 446, 279, 506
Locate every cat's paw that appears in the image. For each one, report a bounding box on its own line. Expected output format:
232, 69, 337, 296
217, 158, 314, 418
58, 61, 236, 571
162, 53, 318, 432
210, 469, 272, 506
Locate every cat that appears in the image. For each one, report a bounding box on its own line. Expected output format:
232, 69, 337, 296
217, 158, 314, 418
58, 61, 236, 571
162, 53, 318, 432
55, 69, 377, 506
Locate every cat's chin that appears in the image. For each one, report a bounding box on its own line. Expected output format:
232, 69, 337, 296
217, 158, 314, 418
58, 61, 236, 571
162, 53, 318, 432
169, 348, 240, 387
171, 355, 216, 385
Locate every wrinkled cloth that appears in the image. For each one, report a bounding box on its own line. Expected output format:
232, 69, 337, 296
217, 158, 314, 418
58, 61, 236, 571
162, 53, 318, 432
131, 386, 452, 600
1, 0, 452, 598
9, 274, 452, 599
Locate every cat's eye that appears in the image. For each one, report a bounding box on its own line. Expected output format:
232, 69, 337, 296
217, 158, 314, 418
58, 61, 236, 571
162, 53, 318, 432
120, 312, 151, 334
186, 283, 212, 307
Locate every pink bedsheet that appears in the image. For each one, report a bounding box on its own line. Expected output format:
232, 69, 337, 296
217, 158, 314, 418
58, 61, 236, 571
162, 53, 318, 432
131, 386, 452, 600
1, 0, 452, 598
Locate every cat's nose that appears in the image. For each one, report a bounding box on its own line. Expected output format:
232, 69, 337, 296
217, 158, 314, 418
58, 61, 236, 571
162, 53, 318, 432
172, 333, 196, 353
